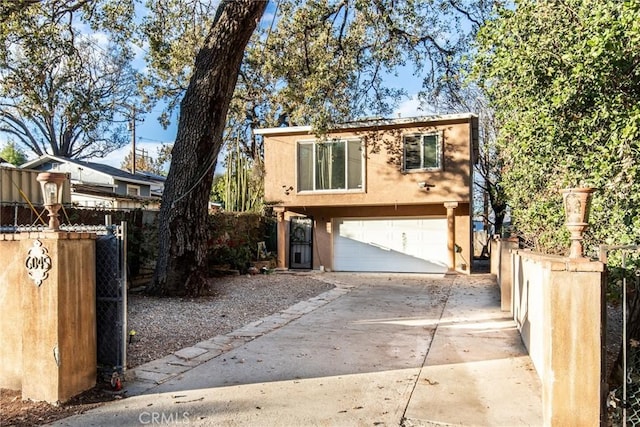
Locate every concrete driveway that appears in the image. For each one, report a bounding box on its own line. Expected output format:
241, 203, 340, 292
52, 273, 541, 426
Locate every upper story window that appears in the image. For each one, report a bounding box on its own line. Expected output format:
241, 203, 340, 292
297, 139, 363, 192
403, 133, 442, 171
127, 184, 140, 196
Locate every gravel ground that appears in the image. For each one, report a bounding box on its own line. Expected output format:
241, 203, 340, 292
127, 272, 334, 368
2, 272, 334, 426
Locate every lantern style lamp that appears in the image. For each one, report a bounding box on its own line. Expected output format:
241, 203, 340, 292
36, 172, 66, 231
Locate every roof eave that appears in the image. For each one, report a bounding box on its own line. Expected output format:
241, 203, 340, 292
253, 113, 478, 136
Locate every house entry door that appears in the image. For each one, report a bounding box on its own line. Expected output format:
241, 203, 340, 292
289, 216, 313, 269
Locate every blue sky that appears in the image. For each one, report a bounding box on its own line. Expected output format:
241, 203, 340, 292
97, 74, 427, 170
95, 1, 433, 170
1, 1, 433, 170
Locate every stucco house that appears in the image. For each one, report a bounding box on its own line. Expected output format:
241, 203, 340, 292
256, 113, 478, 274
21, 155, 165, 210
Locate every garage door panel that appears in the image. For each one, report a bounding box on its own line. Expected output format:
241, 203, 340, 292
333, 218, 448, 273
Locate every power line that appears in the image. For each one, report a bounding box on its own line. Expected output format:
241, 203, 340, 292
137, 136, 174, 144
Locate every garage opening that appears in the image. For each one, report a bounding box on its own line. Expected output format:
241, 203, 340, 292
333, 217, 448, 273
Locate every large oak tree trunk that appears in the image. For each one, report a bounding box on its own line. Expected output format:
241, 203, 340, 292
148, 0, 266, 296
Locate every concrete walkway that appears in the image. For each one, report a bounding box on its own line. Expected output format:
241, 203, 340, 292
51, 273, 541, 426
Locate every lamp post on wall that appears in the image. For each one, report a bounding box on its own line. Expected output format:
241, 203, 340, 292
36, 172, 66, 231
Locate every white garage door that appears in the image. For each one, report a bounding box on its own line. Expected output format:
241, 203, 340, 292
333, 217, 448, 273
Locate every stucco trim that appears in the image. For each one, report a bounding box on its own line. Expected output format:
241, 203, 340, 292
254, 113, 478, 136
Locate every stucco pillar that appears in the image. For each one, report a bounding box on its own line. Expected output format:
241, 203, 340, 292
498, 237, 519, 312
0, 232, 96, 403
444, 202, 458, 271
275, 208, 287, 270
510, 251, 604, 426
543, 260, 603, 426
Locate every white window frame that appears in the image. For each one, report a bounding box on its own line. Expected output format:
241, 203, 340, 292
126, 184, 140, 197
296, 138, 365, 194
403, 132, 443, 172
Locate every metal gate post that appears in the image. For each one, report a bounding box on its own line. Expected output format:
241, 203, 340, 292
120, 220, 128, 371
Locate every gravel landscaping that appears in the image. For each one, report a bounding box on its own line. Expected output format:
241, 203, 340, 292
2, 272, 334, 426
126, 272, 335, 368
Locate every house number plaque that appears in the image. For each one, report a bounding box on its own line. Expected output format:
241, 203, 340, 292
25, 240, 52, 287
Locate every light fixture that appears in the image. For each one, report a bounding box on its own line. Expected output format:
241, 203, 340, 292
36, 172, 66, 231
417, 181, 435, 191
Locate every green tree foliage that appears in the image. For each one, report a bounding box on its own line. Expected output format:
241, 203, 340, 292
142, 0, 495, 216
474, 0, 640, 254
0, 0, 138, 159
120, 145, 171, 175
210, 173, 225, 204
0, 140, 27, 165
138, 0, 220, 128
144, 0, 497, 295
142, 0, 493, 156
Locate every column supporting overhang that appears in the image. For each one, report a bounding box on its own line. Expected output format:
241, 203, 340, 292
275, 207, 287, 270
444, 201, 459, 272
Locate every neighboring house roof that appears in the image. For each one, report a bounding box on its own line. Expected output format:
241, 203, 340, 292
254, 113, 478, 135
135, 170, 166, 181
20, 154, 166, 187
71, 183, 159, 201
0, 156, 15, 167
133, 170, 166, 195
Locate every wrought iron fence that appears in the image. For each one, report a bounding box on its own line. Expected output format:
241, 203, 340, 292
601, 245, 640, 426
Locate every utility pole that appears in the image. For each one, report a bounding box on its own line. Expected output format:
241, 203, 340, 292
130, 105, 137, 175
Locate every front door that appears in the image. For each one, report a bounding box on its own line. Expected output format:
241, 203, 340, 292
289, 216, 313, 269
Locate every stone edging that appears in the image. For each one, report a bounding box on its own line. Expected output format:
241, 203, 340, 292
124, 276, 353, 396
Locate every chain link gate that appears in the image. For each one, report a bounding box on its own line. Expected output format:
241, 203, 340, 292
601, 245, 640, 426
95, 221, 127, 376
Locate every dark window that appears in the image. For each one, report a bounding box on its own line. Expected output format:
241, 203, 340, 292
403, 133, 441, 171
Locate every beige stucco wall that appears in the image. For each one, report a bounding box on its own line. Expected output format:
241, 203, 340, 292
0, 232, 96, 403
264, 118, 473, 208
490, 237, 519, 311
265, 116, 476, 272
511, 252, 549, 379
497, 247, 604, 426
0, 238, 23, 389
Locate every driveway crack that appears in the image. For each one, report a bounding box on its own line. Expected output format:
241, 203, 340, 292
400, 276, 454, 425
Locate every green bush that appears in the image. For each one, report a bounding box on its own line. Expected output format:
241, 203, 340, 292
206, 212, 275, 274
